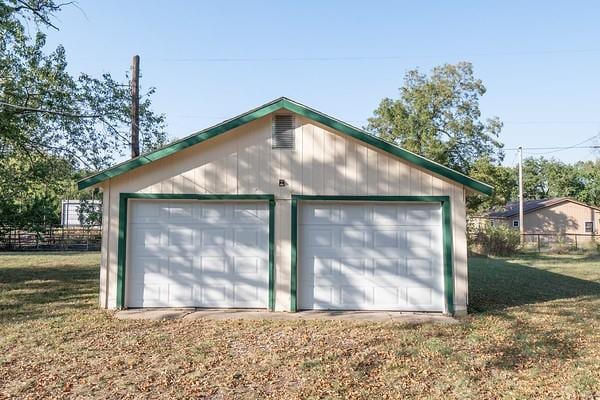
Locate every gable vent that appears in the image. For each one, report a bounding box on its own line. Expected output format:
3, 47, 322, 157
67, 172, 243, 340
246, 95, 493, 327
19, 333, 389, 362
272, 114, 295, 149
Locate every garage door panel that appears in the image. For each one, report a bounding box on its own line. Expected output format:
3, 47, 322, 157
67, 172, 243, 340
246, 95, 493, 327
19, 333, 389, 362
168, 283, 194, 305
127, 201, 268, 308
373, 229, 405, 248
197, 203, 226, 219
133, 283, 160, 304
339, 257, 366, 276
340, 206, 367, 224
167, 227, 194, 247
233, 228, 262, 247
198, 256, 227, 273
406, 287, 434, 306
166, 204, 194, 219
129, 256, 163, 275
233, 204, 269, 222
312, 286, 333, 308
373, 286, 402, 305
406, 230, 435, 249
232, 256, 262, 275
304, 228, 334, 247
341, 229, 366, 248
406, 258, 435, 278
373, 258, 404, 277
406, 207, 440, 225
371, 206, 402, 224
299, 202, 444, 311
132, 227, 163, 248
314, 257, 335, 275
340, 286, 368, 305
198, 286, 227, 305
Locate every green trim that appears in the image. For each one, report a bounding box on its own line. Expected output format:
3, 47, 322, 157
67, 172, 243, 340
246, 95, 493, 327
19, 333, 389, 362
116, 193, 276, 310
292, 195, 450, 202
290, 198, 298, 312
116, 193, 128, 309
118, 193, 275, 201
268, 199, 275, 311
290, 195, 455, 315
442, 199, 455, 315
78, 97, 493, 196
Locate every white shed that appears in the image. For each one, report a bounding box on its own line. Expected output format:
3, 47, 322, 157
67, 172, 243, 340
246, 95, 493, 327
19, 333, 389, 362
61, 200, 102, 227
79, 97, 492, 315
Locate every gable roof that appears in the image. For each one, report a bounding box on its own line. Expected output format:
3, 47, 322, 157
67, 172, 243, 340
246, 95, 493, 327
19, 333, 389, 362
487, 197, 600, 218
78, 97, 493, 195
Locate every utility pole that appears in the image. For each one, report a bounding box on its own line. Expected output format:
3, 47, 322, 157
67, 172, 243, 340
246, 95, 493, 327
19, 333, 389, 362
130, 55, 140, 158
518, 146, 524, 242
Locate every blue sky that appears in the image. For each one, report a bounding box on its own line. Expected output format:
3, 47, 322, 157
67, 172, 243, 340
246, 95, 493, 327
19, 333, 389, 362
44, 1, 600, 167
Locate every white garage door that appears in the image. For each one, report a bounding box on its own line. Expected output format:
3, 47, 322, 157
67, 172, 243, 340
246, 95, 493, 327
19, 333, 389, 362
126, 201, 269, 308
298, 202, 444, 311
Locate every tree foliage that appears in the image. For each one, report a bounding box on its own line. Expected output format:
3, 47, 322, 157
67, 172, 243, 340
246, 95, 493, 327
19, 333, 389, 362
520, 157, 600, 206
469, 156, 600, 215
0, 152, 81, 230
0, 0, 167, 228
367, 62, 504, 174
1, 0, 167, 170
467, 156, 517, 213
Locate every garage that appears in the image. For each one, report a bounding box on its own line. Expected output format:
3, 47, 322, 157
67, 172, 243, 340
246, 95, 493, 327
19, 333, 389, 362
126, 200, 271, 308
81, 97, 493, 314
297, 201, 444, 311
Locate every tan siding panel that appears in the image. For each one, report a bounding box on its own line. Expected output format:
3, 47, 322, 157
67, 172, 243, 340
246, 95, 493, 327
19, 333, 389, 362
312, 126, 324, 194
345, 140, 357, 194
333, 135, 345, 194
302, 123, 314, 195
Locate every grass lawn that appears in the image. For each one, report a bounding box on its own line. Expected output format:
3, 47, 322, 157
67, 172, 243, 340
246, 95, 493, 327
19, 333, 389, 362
1, 252, 599, 399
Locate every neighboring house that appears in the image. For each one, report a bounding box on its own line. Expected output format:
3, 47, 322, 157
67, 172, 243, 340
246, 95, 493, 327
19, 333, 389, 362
78, 97, 492, 315
479, 198, 599, 235
61, 200, 102, 227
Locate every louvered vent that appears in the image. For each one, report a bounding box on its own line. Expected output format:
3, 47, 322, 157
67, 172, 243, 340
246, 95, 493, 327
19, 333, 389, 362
272, 114, 295, 149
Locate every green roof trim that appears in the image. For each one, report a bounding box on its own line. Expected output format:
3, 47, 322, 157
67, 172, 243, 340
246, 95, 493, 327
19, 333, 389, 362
78, 97, 493, 195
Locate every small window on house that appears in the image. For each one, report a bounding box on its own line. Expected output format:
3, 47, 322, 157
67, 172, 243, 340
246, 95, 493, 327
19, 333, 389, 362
585, 221, 593, 233
272, 115, 295, 149
512, 220, 519, 228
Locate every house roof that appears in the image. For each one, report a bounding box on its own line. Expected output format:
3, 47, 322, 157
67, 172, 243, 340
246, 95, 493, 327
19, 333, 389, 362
486, 197, 600, 218
78, 97, 494, 195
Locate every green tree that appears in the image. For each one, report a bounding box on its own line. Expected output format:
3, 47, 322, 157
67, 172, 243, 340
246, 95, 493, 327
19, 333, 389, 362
1, 0, 167, 169
467, 157, 516, 213
521, 157, 585, 201
0, 1, 167, 228
521, 157, 549, 199
0, 152, 76, 230
576, 160, 600, 206
367, 62, 504, 174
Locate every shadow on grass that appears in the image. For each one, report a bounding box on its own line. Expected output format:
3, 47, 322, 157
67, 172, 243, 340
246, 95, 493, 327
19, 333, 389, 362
466, 256, 600, 370
468, 256, 600, 313
0, 263, 98, 324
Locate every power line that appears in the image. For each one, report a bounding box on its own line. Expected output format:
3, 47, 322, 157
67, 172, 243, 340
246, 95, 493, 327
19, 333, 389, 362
160, 48, 600, 63
506, 133, 600, 154
504, 145, 599, 151
174, 114, 600, 126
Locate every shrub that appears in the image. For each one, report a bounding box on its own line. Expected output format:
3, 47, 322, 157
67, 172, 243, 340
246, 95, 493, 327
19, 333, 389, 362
469, 224, 520, 256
